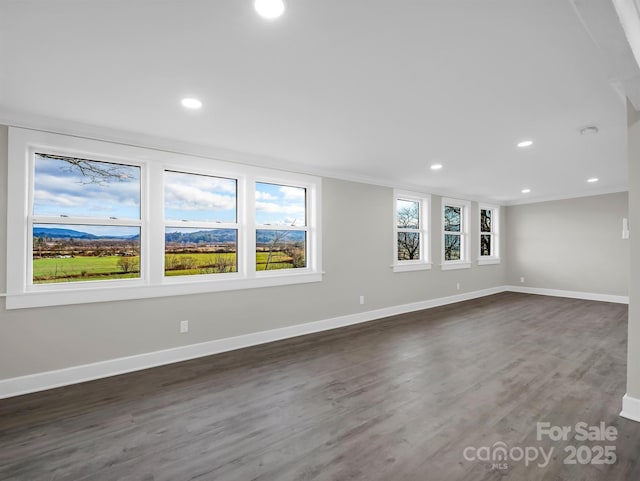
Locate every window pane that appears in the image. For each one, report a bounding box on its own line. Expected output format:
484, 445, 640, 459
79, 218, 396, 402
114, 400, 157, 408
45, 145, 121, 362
481, 234, 492, 256
256, 182, 306, 226
444, 234, 461, 261
165, 171, 237, 223
481, 209, 492, 233
256, 230, 306, 270
34, 153, 140, 219
33, 224, 140, 283
397, 232, 420, 261
444, 205, 461, 232
165, 228, 237, 276
397, 199, 419, 229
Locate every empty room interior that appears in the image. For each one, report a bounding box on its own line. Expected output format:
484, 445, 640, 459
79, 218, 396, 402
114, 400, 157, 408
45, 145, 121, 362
2, 0, 640, 480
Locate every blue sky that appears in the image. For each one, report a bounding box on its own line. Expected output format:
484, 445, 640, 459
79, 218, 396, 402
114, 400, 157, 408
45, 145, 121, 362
34, 156, 306, 228
34, 154, 140, 219
164, 171, 237, 223
255, 182, 306, 226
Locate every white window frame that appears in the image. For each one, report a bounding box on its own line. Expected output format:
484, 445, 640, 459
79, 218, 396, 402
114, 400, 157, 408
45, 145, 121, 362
162, 168, 243, 281
253, 177, 317, 279
441, 197, 471, 270
6, 127, 322, 309
392, 190, 431, 272
478, 204, 500, 265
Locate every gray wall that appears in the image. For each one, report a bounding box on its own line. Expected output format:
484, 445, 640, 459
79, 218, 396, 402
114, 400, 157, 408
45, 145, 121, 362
506, 193, 629, 296
0, 125, 507, 380
627, 102, 640, 399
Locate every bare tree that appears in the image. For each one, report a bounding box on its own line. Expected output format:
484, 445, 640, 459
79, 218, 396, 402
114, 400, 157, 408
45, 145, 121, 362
264, 230, 291, 270
40, 153, 130, 184
444, 235, 461, 261
397, 204, 420, 260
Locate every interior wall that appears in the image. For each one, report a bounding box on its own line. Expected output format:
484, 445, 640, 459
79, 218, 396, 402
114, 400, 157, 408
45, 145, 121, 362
0, 125, 507, 380
505, 193, 629, 296
627, 101, 640, 399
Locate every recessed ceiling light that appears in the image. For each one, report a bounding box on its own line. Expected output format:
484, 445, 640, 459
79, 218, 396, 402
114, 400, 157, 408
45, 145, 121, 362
430, 163, 443, 171
587, 177, 599, 183
517, 140, 533, 148
521, 188, 531, 194
254, 0, 285, 19
181, 98, 202, 109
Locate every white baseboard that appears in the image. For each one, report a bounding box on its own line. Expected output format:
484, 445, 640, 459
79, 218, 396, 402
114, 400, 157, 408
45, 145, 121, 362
505, 286, 629, 304
621, 394, 640, 423
0, 286, 507, 399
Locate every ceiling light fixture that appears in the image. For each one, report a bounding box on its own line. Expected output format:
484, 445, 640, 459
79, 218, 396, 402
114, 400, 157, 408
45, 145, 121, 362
521, 188, 531, 194
517, 140, 533, 148
181, 98, 202, 109
430, 163, 443, 171
587, 177, 599, 183
254, 0, 285, 19
580, 126, 599, 136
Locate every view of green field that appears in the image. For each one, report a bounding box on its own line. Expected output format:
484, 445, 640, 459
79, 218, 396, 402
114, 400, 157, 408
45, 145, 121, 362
33, 256, 140, 283
33, 251, 304, 283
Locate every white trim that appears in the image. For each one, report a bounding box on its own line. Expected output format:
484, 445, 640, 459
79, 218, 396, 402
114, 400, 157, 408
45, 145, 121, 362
393, 190, 431, 268
6, 273, 323, 309
504, 187, 629, 206
2, 284, 633, 399
612, 0, 640, 73
0, 112, 507, 205
478, 203, 500, 263
441, 197, 471, 266
621, 394, 640, 423
478, 258, 500, 265
440, 262, 471, 271
0, 113, 630, 207
505, 285, 629, 304
0, 285, 506, 399
392, 262, 432, 272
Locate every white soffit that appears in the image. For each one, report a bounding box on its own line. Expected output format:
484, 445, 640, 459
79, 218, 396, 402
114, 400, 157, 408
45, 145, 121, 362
611, 0, 640, 108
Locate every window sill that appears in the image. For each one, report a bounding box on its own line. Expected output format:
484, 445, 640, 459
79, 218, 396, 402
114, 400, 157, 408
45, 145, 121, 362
6, 272, 324, 309
391, 262, 432, 273
440, 262, 471, 271
478, 258, 501, 265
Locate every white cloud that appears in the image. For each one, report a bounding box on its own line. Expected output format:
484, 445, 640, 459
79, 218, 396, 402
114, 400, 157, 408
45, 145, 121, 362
256, 191, 278, 201
165, 183, 236, 211
279, 186, 306, 201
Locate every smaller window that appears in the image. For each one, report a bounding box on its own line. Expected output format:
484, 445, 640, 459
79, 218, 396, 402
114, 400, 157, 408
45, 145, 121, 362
393, 190, 430, 272
255, 182, 308, 271
441, 198, 470, 270
478, 205, 500, 265
164, 170, 238, 277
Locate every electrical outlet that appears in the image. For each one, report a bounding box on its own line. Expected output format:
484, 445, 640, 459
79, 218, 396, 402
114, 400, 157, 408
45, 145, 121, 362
359, 295, 365, 305
456, 282, 460, 290
520, 277, 525, 283
180, 320, 189, 333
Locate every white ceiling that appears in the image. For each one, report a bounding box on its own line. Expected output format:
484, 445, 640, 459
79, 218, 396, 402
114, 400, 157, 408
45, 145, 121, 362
1, 0, 639, 204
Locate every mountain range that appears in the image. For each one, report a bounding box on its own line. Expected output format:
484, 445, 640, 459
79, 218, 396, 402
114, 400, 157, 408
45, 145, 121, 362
33, 227, 305, 244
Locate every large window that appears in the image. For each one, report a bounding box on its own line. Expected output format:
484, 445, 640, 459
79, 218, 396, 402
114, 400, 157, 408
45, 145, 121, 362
6, 127, 322, 308
392, 190, 430, 272
31, 153, 142, 284
478, 204, 500, 265
441, 198, 470, 270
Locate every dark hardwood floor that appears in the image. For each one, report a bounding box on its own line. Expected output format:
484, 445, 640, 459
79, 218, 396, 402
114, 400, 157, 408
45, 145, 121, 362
1, 292, 639, 480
